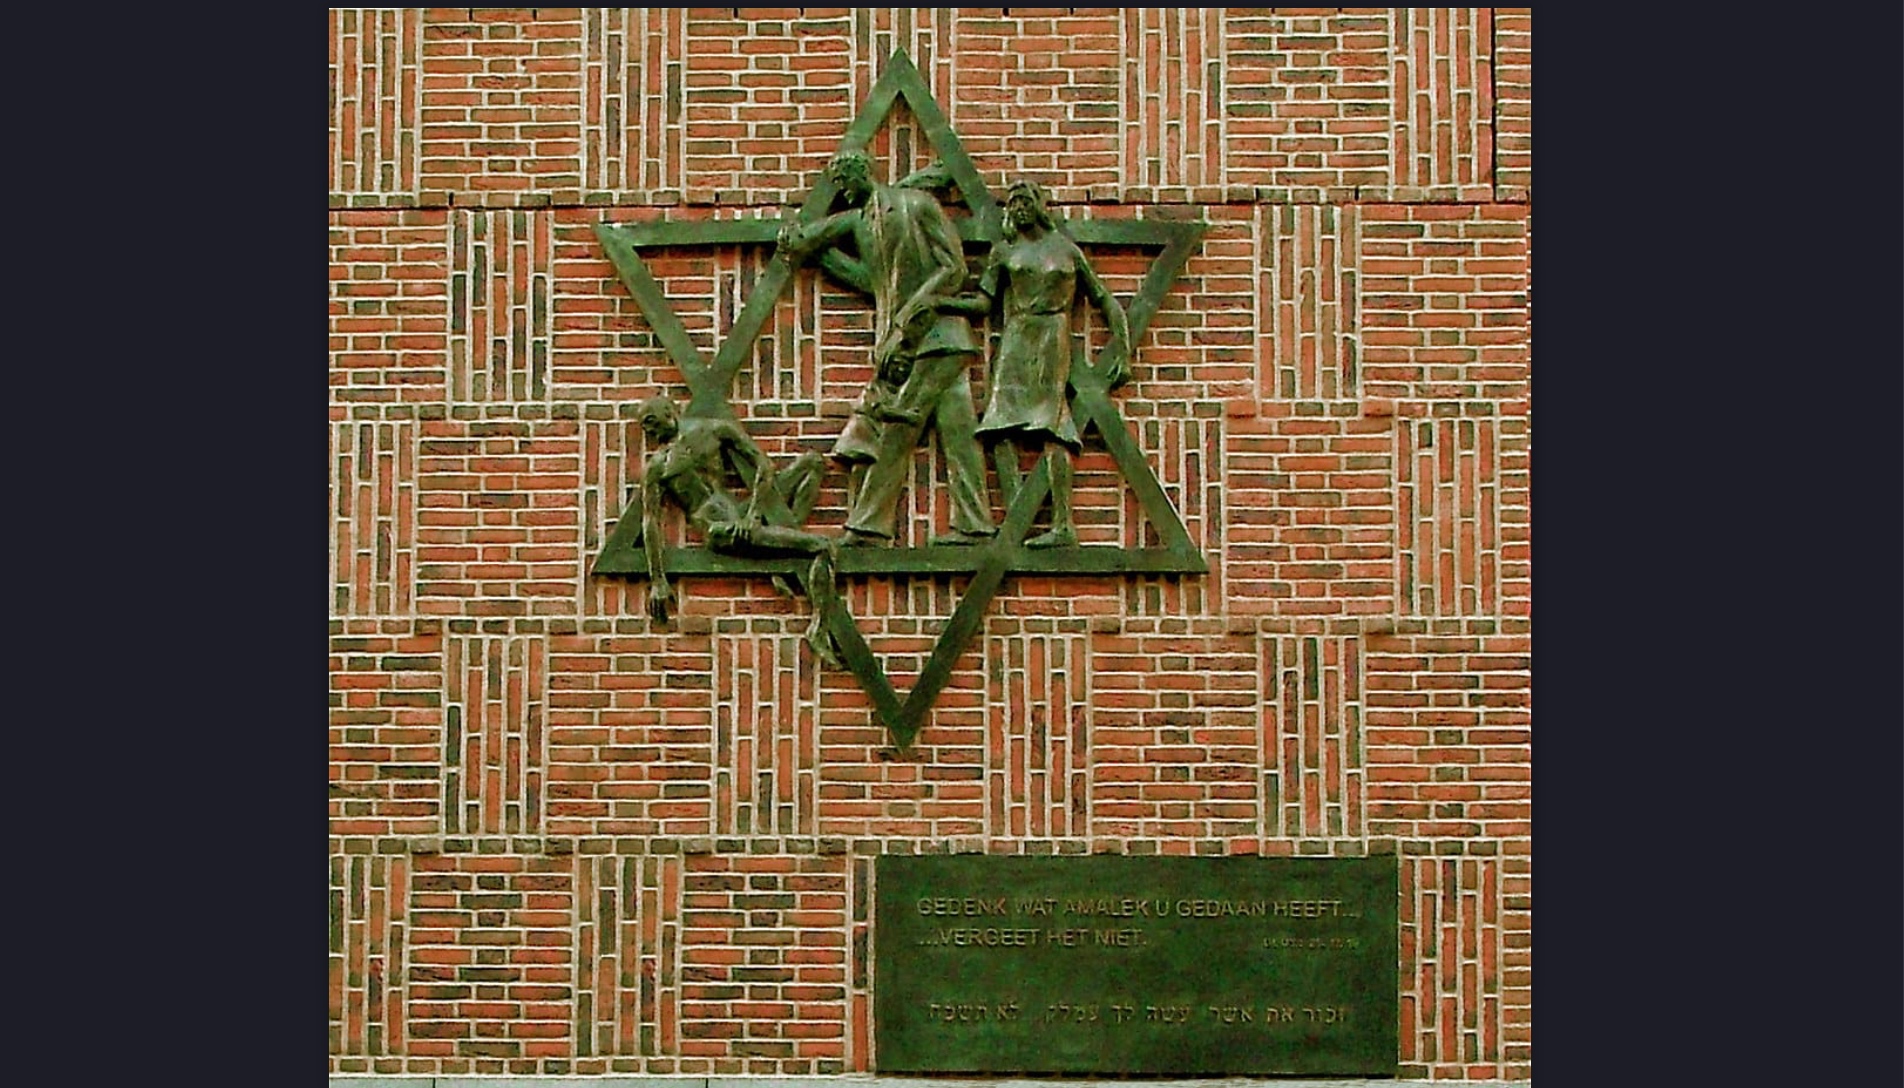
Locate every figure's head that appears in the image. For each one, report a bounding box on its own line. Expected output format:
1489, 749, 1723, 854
827, 150, 875, 204
637, 396, 679, 445
1005, 179, 1053, 233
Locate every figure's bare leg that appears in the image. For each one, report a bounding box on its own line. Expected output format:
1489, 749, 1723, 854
744, 524, 835, 555
801, 552, 843, 668
776, 451, 824, 526
1047, 445, 1074, 534
1025, 444, 1079, 549
992, 437, 1023, 506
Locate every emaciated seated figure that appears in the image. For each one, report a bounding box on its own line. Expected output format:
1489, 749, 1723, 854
629, 395, 841, 665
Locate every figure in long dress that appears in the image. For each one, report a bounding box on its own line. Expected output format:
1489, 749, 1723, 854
971, 179, 1131, 548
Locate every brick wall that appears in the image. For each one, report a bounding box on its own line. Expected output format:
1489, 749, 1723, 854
330, 8, 1531, 1080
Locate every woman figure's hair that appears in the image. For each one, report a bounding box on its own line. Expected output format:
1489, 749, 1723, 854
1003, 178, 1056, 237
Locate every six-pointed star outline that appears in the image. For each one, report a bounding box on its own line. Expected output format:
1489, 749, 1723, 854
590, 51, 1207, 750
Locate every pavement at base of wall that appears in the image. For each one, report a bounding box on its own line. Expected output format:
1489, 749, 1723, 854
329, 1078, 1532, 1088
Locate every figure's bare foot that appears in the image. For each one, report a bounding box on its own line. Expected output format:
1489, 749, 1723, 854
841, 528, 888, 547
1025, 527, 1078, 549
930, 528, 996, 547
804, 620, 842, 669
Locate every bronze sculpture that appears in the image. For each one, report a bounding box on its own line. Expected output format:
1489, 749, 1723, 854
630, 395, 841, 664
973, 179, 1131, 548
591, 49, 1209, 748
777, 150, 997, 547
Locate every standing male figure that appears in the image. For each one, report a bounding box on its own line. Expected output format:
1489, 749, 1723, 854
777, 150, 996, 547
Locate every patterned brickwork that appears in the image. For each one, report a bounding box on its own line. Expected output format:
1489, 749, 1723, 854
1493, 10, 1531, 197
415, 414, 582, 615
1396, 416, 1501, 618
680, 9, 853, 203
1090, 620, 1259, 847
1363, 630, 1532, 843
1398, 855, 1506, 1078
332, 419, 419, 615
846, 854, 875, 1070
1359, 203, 1529, 403
329, 210, 451, 404
330, 8, 423, 199
1224, 9, 1389, 194
577, 416, 639, 615
952, 10, 1124, 200
442, 634, 549, 837
1222, 412, 1395, 618
1122, 8, 1228, 193
330, 621, 443, 836
418, 8, 584, 204
331, 851, 411, 1064
1256, 203, 1363, 402
1102, 207, 1257, 408
983, 620, 1091, 843
328, 9, 1534, 1077
851, 8, 957, 131
406, 852, 575, 1068
1120, 414, 1225, 617
545, 628, 715, 839
548, 207, 673, 400
814, 616, 987, 839
1388, 7, 1494, 199
678, 854, 850, 1071
714, 631, 820, 837
581, 7, 686, 201
1362, 622, 1530, 1080
572, 853, 683, 1066
1261, 633, 1365, 843
449, 209, 555, 403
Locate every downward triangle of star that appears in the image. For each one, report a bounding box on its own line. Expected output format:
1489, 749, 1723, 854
590, 50, 1207, 750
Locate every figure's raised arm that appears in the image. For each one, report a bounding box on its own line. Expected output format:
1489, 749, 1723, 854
778, 209, 872, 295
976, 240, 1006, 302
815, 246, 873, 296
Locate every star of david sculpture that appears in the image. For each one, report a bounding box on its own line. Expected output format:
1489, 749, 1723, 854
591, 51, 1207, 752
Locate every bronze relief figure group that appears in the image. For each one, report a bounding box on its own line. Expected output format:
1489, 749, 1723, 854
629, 150, 1133, 655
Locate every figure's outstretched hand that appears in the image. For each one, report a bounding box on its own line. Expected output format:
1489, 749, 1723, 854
775, 219, 809, 265
647, 579, 674, 624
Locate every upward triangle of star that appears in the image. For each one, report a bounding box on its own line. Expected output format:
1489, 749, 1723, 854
591, 50, 1208, 750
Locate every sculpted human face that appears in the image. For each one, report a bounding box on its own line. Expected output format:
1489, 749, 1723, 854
1007, 188, 1042, 231
639, 405, 678, 445
828, 155, 873, 204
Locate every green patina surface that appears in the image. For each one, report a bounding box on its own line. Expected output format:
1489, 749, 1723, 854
874, 855, 1399, 1076
589, 50, 1209, 751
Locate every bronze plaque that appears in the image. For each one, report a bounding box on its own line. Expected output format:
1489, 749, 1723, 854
873, 854, 1397, 1075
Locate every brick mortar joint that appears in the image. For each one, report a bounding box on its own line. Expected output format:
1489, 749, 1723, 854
330, 193, 1527, 214
326, 1080, 1536, 1087
333, 836, 1490, 860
